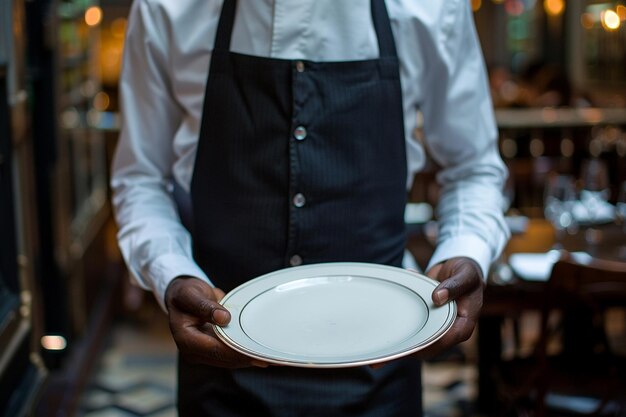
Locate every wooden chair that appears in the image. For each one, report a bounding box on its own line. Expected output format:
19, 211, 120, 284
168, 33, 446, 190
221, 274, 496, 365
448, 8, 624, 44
494, 254, 626, 417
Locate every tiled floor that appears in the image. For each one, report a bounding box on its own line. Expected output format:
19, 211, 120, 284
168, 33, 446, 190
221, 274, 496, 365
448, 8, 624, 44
78, 304, 178, 417
77, 301, 480, 417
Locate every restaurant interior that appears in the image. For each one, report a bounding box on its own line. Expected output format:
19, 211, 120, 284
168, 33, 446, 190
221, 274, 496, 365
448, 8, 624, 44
1, 0, 625, 416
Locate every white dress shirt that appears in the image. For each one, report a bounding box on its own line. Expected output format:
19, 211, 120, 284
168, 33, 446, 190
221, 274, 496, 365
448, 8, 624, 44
111, 0, 510, 309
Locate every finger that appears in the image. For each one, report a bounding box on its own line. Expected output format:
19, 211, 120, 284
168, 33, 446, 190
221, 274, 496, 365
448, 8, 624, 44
170, 312, 265, 369
413, 316, 477, 359
171, 317, 250, 367
214, 287, 227, 302
425, 264, 443, 280
173, 284, 231, 325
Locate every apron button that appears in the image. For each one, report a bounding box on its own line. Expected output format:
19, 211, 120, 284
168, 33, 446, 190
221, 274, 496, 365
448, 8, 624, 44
294, 126, 307, 141
293, 193, 306, 208
295, 61, 305, 72
289, 255, 303, 266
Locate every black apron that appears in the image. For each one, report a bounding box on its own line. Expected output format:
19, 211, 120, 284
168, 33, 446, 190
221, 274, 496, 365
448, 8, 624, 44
179, 0, 422, 415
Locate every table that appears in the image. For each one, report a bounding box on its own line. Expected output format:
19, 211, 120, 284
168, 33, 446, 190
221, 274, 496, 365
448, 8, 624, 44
406, 217, 626, 413
477, 218, 626, 414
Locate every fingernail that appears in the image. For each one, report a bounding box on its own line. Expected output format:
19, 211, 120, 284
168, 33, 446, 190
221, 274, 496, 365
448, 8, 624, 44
213, 309, 230, 325
434, 289, 449, 305
252, 361, 269, 368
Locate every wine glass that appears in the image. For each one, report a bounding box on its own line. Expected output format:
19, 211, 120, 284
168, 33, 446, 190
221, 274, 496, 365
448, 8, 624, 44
580, 158, 610, 225
617, 181, 626, 231
544, 174, 579, 240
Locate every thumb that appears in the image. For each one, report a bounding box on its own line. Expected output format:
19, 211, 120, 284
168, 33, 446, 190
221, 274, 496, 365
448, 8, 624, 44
170, 279, 231, 325
429, 258, 482, 306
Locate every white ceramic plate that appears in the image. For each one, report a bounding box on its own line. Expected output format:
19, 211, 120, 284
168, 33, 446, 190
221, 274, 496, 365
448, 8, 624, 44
214, 262, 456, 368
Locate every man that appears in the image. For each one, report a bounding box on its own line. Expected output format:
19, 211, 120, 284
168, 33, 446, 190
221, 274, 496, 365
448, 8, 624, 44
111, 0, 510, 415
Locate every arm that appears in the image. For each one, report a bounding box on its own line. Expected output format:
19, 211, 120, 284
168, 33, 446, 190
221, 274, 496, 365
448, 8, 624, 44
111, 1, 262, 368
111, 0, 209, 309
419, 0, 510, 352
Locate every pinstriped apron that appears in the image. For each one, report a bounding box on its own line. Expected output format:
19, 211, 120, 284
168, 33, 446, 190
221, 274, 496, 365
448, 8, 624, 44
179, 0, 422, 415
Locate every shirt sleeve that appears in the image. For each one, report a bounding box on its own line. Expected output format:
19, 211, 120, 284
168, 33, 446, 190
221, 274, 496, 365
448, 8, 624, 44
111, 0, 212, 311
421, 0, 510, 279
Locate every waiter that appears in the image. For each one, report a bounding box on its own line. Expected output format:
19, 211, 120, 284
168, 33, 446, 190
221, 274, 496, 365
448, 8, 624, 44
111, 0, 510, 415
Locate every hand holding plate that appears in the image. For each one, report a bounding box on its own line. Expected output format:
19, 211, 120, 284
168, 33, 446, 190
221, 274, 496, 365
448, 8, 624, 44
415, 257, 484, 358
165, 276, 269, 368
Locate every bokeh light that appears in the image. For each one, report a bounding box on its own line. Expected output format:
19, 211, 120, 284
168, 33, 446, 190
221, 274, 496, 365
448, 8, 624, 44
544, 0, 565, 17
560, 138, 574, 157
580, 12, 594, 29
530, 138, 545, 157
111, 18, 127, 39
617, 5, 626, 21
505, 0, 525, 16
93, 92, 110, 111
84, 6, 102, 27
601, 9, 621, 31
41, 335, 68, 351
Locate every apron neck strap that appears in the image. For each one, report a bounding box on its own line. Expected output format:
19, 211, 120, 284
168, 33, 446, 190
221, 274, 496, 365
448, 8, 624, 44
214, 0, 398, 59
371, 0, 398, 59
214, 0, 237, 52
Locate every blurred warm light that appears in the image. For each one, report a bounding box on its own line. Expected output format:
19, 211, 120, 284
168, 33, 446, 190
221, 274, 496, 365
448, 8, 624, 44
581, 12, 594, 29
100, 16, 127, 86
87, 109, 100, 127
41, 335, 67, 351
505, 0, 525, 15
492, 0, 504, 4
85, 6, 103, 27
579, 108, 604, 124
111, 18, 127, 38
501, 138, 518, 158
500, 80, 519, 102
93, 91, 110, 111
100, 41, 124, 85
104, 47, 122, 67
541, 107, 558, 123
617, 5, 626, 21
472, 0, 482, 12
589, 139, 603, 157
530, 138, 544, 157
544, 0, 565, 17
601, 9, 621, 30
560, 138, 574, 157
81, 80, 96, 98
61, 108, 80, 129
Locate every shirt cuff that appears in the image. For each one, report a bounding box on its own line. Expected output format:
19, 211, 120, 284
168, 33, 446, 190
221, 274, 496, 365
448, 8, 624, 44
426, 235, 493, 281
146, 253, 213, 311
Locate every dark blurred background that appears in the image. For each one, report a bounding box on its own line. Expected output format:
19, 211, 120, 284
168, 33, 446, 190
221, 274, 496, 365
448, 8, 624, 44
1, 1, 625, 416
